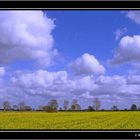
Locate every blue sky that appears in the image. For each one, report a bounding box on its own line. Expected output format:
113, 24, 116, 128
47, 11, 132, 75
0, 11, 140, 109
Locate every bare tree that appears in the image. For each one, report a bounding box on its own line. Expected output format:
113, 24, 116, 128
71, 104, 76, 110
18, 101, 26, 111
71, 99, 81, 111
93, 98, 101, 111
48, 99, 58, 112
75, 104, 81, 111
3, 101, 11, 111
63, 100, 69, 111
71, 99, 77, 111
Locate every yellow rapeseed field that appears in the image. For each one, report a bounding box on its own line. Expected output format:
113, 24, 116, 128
0, 111, 140, 129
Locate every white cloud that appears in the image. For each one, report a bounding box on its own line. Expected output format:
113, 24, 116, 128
8, 68, 140, 108
110, 11, 140, 65
70, 75, 98, 93
10, 70, 98, 99
8, 70, 131, 102
126, 11, 140, 25
81, 92, 94, 99
8, 70, 98, 107
94, 75, 140, 99
0, 69, 139, 108
95, 75, 126, 85
91, 75, 127, 98
11, 70, 68, 96
0, 67, 5, 77
127, 75, 140, 85
114, 27, 128, 41
110, 35, 140, 65
0, 11, 57, 67
69, 53, 105, 75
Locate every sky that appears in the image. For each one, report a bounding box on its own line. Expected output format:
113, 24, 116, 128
1, 10, 140, 109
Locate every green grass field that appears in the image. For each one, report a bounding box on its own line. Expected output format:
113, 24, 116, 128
0, 111, 140, 129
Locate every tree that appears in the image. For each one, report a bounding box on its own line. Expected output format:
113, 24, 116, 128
24, 106, 32, 111
18, 102, 26, 111
39, 105, 54, 112
71, 99, 77, 106
41, 106, 49, 111
111, 105, 118, 111
45, 106, 52, 112
130, 104, 137, 111
71, 99, 77, 111
93, 98, 101, 111
3, 101, 11, 111
70, 105, 75, 110
87, 106, 94, 111
48, 99, 58, 112
75, 104, 81, 111
63, 100, 69, 111
70, 99, 81, 111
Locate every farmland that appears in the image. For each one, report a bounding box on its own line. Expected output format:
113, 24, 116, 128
0, 111, 140, 129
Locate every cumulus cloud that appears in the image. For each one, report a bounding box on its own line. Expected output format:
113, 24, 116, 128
8, 70, 98, 105
10, 70, 98, 100
0, 68, 139, 108
70, 75, 98, 94
127, 75, 140, 85
89, 75, 127, 99
11, 70, 69, 97
126, 11, 140, 25
0, 11, 57, 67
95, 75, 126, 85
80, 92, 94, 99
8, 69, 138, 105
95, 75, 140, 99
110, 11, 140, 65
114, 27, 128, 41
69, 53, 105, 75
110, 35, 140, 65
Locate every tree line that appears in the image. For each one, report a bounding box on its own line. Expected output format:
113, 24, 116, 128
0, 98, 140, 112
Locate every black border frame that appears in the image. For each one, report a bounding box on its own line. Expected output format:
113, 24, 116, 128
0, 0, 140, 9
1, 131, 140, 139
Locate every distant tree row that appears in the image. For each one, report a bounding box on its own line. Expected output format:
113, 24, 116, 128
0, 98, 100, 112
1, 99, 140, 112
39, 98, 101, 112
2, 101, 32, 111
